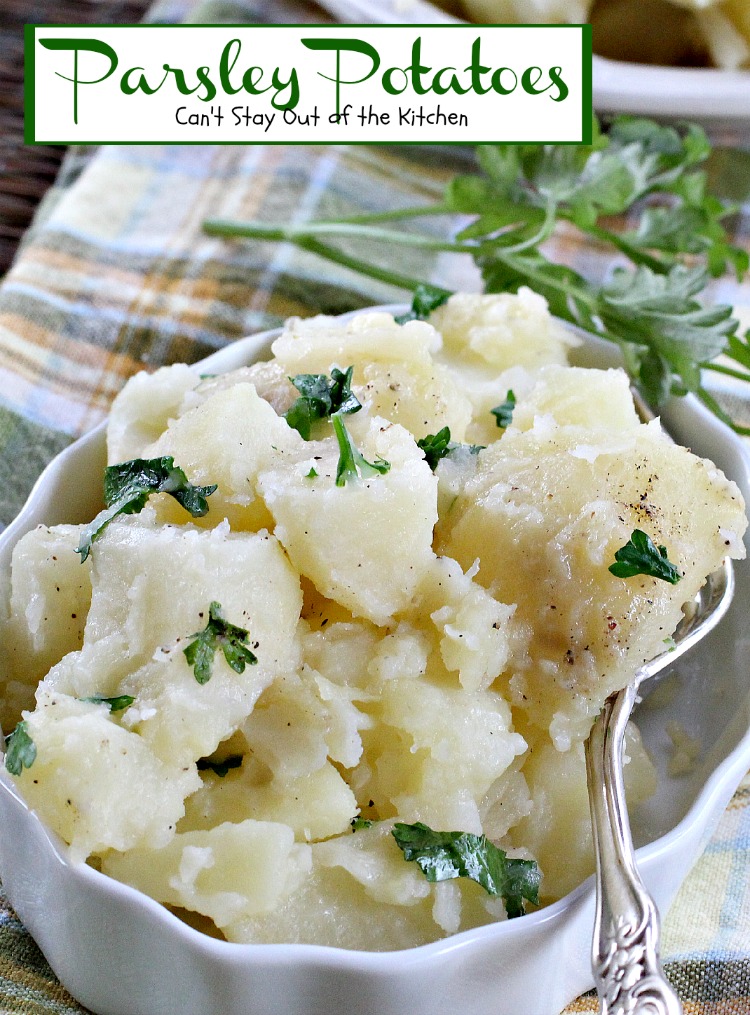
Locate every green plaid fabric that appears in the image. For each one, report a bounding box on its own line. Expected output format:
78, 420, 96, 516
1, 2, 750, 1013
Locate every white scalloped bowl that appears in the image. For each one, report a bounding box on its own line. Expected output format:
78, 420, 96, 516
317, 0, 750, 141
1, 312, 749, 1015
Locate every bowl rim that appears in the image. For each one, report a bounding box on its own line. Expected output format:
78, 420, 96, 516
1, 305, 750, 966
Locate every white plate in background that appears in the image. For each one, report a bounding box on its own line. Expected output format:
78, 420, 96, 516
316, 0, 750, 139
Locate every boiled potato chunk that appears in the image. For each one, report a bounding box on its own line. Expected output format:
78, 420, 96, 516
144, 383, 303, 531
511, 724, 657, 900
430, 289, 578, 372
38, 518, 302, 769
357, 359, 473, 442
0, 524, 91, 729
258, 418, 438, 625
82, 517, 301, 680
441, 415, 747, 747
224, 821, 509, 949
508, 365, 640, 433
107, 364, 199, 464
180, 760, 357, 842
16, 693, 200, 862
411, 555, 518, 693
355, 678, 526, 833
102, 819, 312, 928
271, 311, 440, 374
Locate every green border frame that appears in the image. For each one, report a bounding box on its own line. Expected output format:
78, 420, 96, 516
24, 23, 593, 146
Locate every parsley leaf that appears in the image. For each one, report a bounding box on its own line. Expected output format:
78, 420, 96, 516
183, 602, 258, 685
77, 457, 216, 562
80, 694, 135, 712
392, 821, 540, 919
394, 283, 450, 324
332, 414, 391, 487
417, 427, 452, 469
351, 816, 373, 831
491, 391, 516, 428
4, 721, 36, 776
609, 529, 682, 584
197, 755, 243, 778
416, 427, 485, 471
285, 365, 361, 440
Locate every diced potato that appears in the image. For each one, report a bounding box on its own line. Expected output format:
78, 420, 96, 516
102, 820, 312, 928
81, 518, 301, 680
181, 362, 298, 418
258, 419, 438, 625
16, 692, 200, 862
223, 821, 508, 949
355, 678, 526, 833
430, 289, 579, 372
181, 759, 357, 841
302, 617, 383, 689
0, 524, 92, 729
440, 413, 747, 747
271, 312, 441, 374
107, 364, 200, 465
240, 666, 370, 780
411, 555, 518, 693
357, 360, 473, 442
511, 723, 657, 900
509, 365, 640, 434
144, 383, 303, 532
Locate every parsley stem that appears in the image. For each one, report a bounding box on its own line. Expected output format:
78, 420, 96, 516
314, 203, 454, 225
204, 218, 479, 255
580, 222, 672, 274
204, 220, 431, 293
703, 361, 750, 385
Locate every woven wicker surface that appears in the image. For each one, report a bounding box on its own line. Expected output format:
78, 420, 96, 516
0, 0, 151, 277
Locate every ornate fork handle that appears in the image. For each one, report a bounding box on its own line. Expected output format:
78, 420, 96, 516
585, 684, 683, 1015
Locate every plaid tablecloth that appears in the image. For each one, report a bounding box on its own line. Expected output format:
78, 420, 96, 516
1, 2, 750, 1012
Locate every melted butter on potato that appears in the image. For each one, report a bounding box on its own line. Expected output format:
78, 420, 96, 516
2, 290, 746, 944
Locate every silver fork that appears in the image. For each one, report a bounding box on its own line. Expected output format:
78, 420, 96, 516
584, 559, 735, 1015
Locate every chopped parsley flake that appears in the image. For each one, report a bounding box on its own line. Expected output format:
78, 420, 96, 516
80, 694, 135, 712
394, 283, 450, 324
491, 391, 516, 429
417, 427, 485, 471
332, 414, 391, 487
609, 529, 682, 584
183, 602, 258, 685
351, 816, 373, 831
77, 456, 216, 562
392, 821, 540, 919
4, 721, 36, 776
285, 365, 361, 440
197, 755, 243, 778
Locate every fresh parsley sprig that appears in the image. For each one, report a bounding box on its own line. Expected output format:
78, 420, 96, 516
285, 365, 361, 440
332, 414, 391, 487
203, 116, 750, 434
392, 821, 540, 919
183, 602, 258, 685
609, 529, 682, 584
4, 720, 36, 776
77, 457, 216, 562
